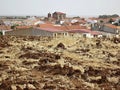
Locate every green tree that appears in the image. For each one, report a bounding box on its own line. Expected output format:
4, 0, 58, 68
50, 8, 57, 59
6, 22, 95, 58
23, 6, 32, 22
108, 18, 114, 23
10, 24, 19, 29
100, 20, 104, 23
0, 32, 3, 35
11, 25, 16, 29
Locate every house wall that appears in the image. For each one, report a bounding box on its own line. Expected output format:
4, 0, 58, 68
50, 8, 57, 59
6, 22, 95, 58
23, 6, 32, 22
82, 33, 94, 38
53, 32, 69, 37
33, 28, 53, 36
6, 29, 32, 36
69, 33, 82, 37
5, 28, 54, 37
92, 23, 100, 31
5, 28, 69, 37
103, 26, 117, 34
69, 33, 94, 38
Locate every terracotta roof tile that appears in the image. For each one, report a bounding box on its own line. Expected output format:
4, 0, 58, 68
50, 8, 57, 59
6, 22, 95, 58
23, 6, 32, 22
68, 29, 101, 35
16, 26, 33, 29
105, 24, 117, 29
39, 23, 87, 31
0, 25, 11, 30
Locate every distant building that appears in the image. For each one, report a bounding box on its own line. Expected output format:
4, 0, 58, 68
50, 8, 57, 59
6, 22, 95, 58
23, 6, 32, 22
67, 29, 102, 38
0, 20, 5, 25
102, 24, 119, 34
5, 27, 69, 37
52, 12, 66, 20
48, 12, 52, 18
112, 18, 120, 26
47, 12, 52, 21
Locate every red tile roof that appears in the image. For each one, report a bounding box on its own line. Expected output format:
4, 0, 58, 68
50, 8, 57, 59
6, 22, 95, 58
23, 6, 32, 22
39, 23, 87, 31
16, 26, 33, 29
0, 25, 11, 30
68, 29, 101, 35
34, 23, 100, 35
105, 24, 117, 29
35, 27, 64, 32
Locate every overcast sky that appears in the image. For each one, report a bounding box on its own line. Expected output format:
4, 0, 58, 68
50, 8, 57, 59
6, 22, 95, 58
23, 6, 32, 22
0, 0, 119, 16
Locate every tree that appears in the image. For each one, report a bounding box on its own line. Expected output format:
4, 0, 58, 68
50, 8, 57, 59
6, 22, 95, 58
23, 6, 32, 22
100, 20, 104, 23
112, 14, 119, 18
11, 25, 16, 29
108, 18, 114, 23
10, 24, 19, 29
99, 14, 119, 19
0, 32, 3, 35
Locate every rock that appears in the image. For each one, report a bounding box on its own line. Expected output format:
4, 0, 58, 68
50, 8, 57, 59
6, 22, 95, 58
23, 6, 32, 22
107, 77, 119, 84
43, 83, 56, 89
56, 43, 66, 49
19, 52, 40, 59
27, 84, 36, 89
112, 37, 120, 44
16, 85, 23, 90
24, 84, 36, 90
96, 40, 102, 48
11, 85, 17, 90
55, 54, 61, 60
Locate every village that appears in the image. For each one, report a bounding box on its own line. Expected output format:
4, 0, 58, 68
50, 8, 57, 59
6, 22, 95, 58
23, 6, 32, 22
0, 34, 120, 90
0, 12, 120, 38
0, 12, 120, 90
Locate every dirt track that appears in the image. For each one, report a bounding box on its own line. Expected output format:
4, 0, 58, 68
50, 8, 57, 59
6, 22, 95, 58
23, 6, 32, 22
0, 36, 120, 90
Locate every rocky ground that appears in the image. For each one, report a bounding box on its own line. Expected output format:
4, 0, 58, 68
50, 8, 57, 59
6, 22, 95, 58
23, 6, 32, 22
0, 36, 120, 90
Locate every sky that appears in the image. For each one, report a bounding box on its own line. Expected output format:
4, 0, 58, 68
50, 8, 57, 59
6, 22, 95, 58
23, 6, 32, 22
0, 0, 120, 16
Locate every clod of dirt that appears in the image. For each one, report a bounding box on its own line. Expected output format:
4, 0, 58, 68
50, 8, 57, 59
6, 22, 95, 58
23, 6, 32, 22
112, 37, 120, 44
43, 83, 56, 89
19, 52, 40, 59
56, 43, 66, 49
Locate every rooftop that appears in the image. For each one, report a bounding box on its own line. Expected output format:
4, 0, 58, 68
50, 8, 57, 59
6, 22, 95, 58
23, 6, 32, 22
39, 23, 86, 31
16, 25, 33, 29
68, 29, 101, 35
0, 25, 11, 30
54, 12, 66, 15
105, 24, 117, 29
34, 27, 65, 33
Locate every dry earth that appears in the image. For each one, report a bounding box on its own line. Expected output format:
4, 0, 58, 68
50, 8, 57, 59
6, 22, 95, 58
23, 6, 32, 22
0, 36, 120, 90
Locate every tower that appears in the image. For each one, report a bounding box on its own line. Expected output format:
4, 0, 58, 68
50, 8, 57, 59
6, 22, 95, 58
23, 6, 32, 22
48, 12, 51, 18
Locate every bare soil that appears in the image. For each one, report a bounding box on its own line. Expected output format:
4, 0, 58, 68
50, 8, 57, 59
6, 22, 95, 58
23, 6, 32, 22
0, 36, 120, 90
